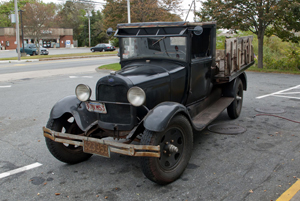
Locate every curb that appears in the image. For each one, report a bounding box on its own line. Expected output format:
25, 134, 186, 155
39, 54, 117, 61
0, 59, 39, 64
0, 54, 117, 63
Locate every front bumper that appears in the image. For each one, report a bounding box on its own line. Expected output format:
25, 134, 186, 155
40, 51, 49, 55
43, 127, 160, 158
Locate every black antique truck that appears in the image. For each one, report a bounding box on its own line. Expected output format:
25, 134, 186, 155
43, 21, 254, 184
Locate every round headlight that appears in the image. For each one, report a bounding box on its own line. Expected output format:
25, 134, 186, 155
75, 84, 91, 101
127, 87, 146, 107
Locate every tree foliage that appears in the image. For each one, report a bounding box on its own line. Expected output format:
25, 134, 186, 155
54, 1, 87, 42
22, 1, 56, 53
76, 10, 109, 47
198, 0, 300, 68
0, 0, 31, 27
102, 0, 182, 30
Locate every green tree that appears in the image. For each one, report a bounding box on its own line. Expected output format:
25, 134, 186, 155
22, 1, 56, 54
102, 0, 182, 30
90, 10, 109, 46
54, 1, 88, 43
198, 0, 300, 68
77, 10, 108, 46
0, 0, 30, 27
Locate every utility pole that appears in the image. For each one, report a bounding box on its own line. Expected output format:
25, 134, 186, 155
127, 0, 131, 23
84, 25, 86, 47
19, 10, 25, 54
88, 14, 91, 47
194, 0, 196, 22
14, 0, 20, 60
85, 11, 91, 47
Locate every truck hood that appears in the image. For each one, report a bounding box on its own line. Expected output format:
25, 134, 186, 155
117, 61, 184, 86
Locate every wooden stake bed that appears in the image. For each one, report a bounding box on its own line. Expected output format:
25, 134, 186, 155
215, 36, 254, 83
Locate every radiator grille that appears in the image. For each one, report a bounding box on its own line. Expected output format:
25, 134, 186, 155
98, 84, 131, 124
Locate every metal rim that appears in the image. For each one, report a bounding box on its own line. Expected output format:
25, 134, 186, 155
158, 127, 184, 171
61, 117, 83, 153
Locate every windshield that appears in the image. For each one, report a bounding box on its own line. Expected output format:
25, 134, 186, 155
120, 37, 187, 61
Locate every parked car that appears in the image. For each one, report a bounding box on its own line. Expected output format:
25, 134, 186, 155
43, 21, 254, 185
90, 43, 115, 52
16, 44, 49, 56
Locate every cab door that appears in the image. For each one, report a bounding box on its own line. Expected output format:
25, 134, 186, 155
186, 28, 213, 104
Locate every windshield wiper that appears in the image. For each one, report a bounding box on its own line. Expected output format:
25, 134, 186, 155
152, 37, 166, 46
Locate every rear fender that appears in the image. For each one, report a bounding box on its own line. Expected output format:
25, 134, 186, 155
49, 95, 97, 132
143, 102, 191, 132
239, 72, 247, 91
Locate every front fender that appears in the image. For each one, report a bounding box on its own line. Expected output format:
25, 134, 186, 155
143, 102, 190, 132
49, 95, 97, 132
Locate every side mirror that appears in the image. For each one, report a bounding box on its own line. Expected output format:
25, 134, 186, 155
106, 27, 115, 36
193, 26, 203, 36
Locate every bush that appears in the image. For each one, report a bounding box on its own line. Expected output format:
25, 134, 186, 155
110, 38, 119, 47
217, 30, 300, 71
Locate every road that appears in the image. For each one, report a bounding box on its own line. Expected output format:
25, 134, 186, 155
0, 47, 92, 59
0, 59, 300, 201
0, 56, 119, 82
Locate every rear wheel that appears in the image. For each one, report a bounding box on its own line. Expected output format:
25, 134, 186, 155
45, 115, 92, 164
32, 51, 36, 56
227, 78, 243, 119
140, 115, 193, 185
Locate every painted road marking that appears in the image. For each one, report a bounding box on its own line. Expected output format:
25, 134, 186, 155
69, 76, 93, 78
0, 162, 42, 179
0, 85, 11, 88
277, 179, 300, 201
256, 85, 300, 99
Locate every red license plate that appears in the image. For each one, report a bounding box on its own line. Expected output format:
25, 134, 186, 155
85, 102, 107, 114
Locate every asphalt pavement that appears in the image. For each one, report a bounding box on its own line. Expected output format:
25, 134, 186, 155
0, 55, 300, 201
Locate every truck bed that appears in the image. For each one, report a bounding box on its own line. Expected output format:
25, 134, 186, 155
214, 36, 255, 83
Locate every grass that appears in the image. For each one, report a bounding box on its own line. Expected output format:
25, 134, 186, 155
98, 63, 121, 71
0, 51, 118, 61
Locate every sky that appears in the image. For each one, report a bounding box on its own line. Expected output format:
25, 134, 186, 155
39, 0, 201, 22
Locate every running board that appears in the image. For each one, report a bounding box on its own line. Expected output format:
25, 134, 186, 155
192, 97, 234, 130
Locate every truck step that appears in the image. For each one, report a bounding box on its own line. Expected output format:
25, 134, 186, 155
192, 97, 234, 130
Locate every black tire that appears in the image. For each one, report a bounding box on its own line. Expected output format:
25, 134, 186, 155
140, 115, 193, 185
32, 51, 36, 56
91, 49, 95, 52
227, 78, 243, 119
45, 116, 92, 164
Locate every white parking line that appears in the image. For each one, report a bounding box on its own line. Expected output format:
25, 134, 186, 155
69, 76, 93, 78
0, 162, 42, 179
0, 85, 11, 88
256, 85, 300, 99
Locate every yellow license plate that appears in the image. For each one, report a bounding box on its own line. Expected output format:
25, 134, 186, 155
83, 140, 110, 158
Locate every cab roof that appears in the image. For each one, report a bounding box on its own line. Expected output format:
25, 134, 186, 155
115, 21, 216, 37
117, 21, 216, 29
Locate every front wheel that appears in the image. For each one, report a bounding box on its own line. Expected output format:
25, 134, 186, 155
140, 115, 193, 185
227, 78, 243, 119
91, 49, 95, 52
32, 51, 36, 56
45, 115, 92, 164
